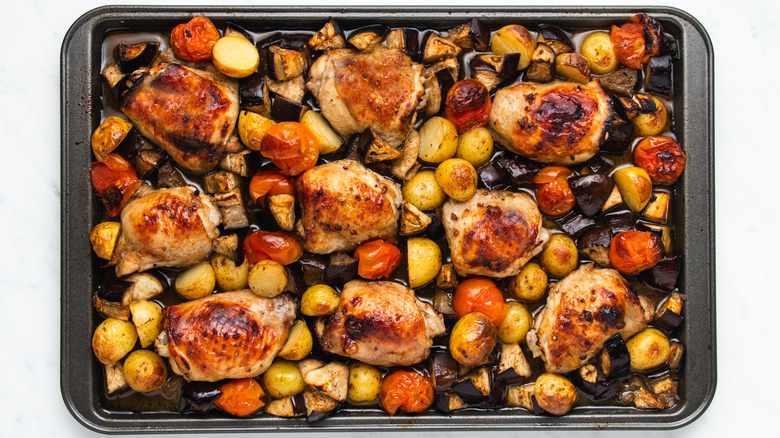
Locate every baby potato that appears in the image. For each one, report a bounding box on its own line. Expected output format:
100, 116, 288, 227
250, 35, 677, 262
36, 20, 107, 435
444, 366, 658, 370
278, 319, 314, 361
435, 158, 477, 202
455, 127, 494, 167
449, 311, 497, 366
129, 300, 163, 348
348, 361, 382, 403
175, 261, 216, 301
92, 318, 138, 365
634, 96, 669, 137
300, 284, 340, 316
539, 234, 579, 278
210, 254, 249, 291
402, 170, 447, 211
407, 237, 442, 288
123, 349, 167, 393
238, 110, 276, 151
613, 166, 653, 212
212, 35, 260, 78
491, 24, 536, 70
90, 222, 121, 260
580, 31, 618, 75
263, 359, 305, 398
508, 262, 548, 302
497, 301, 533, 344
248, 259, 288, 298
626, 328, 671, 370
418, 116, 459, 163
534, 373, 577, 416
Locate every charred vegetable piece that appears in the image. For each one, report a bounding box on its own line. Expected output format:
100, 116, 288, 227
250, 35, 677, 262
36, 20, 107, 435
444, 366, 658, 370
92, 117, 133, 162
602, 116, 635, 153
348, 24, 388, 51
633, 96, 669, 137
536, 23, 574, 55
610, 13, 663, 69
115, 41, 159, 73
266, 75, 306, 103
478, 161, 508, 190
436, 392, 467, 413
91, 153, 140, 217
638, 222, 673, 254
642, 192, 670, 223
596, 67, 640, 97
555, 210, 597, 237
653, 292, 686, 332
297, 253, 328, 287
213, 189, 250, 230
496, 154, 542, 186
385, 28, 420, 60
613, 166, 653, 212
429, 350, 459, 393
423, 33, 462, 63
239, 73, 272, 117
170, 16, 220, 62
105, 362, 128, 395
577, 227, 613, 267
533, 166, 576, 216
580, 31, 618, 75
423, 68, 457, 117
270, 95, 310, 123
555, 53, 591, 84
473, 53, 521, 82
309, 20, 347, 51
449, 311, 498, 366
452, 367, 492, 404
615, 93, 658, 120
633, 136, 686, 184
180, 381, 222, 413
644, 55, 673, 96
568, 174, 615, 217
606, 210, 635, 234
264, 46, 308, 81
436, 263, 458, 290
640, 255, 681, 291
525, 43, 556, 83
567, 364, 617, 402
445, 19, 489, 50
400, 200, 432, 236
356, 128, 403, 164
203, 170, 241, 194
506, 383, 540, 413
300, 361, 349, 402
353, 239, 402, 280
444, 79, 492, 134
599, 333, 631, 381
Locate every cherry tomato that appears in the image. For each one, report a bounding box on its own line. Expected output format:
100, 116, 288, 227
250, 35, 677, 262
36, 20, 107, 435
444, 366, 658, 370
532, 166, 575, 216
244, 230, 303, 266
633, 136, 686, 184
444, 79, 492, 134
170, 16, 220, 62
214, 378, 265, 417
260, 122, 319, 176
453, 277, 508, 327
90, 153, 140, 217
353, 240, 402, 280
248, 171, 295, 205
380, 369, 434, 415
610, 14, 662, 69
608, 231, 663, 275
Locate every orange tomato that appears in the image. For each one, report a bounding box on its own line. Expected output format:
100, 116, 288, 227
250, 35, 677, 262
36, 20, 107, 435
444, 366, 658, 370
214, 378, 265, 417
453, 277, 507, 327
380, 369, 434, 415
244, 230, 303, 266
533, 166, 575, 216
608, 231, 663, 275
633, 136, 686, 184
260, 122, 319, 176
248, 171, 296, 205
90, 153, 140, 217
610, 14, 662, 69
353, 240, 402, 280
444, 79, 492, 134
170, 16, 220, 62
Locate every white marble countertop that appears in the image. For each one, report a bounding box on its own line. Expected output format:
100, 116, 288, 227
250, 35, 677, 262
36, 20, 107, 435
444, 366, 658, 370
2, 0, 776, 436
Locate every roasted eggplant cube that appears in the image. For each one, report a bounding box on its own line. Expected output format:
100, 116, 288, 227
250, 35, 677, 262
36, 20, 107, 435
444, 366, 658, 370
271, 95, 310, 122
577, 227, 612, 267
429, 349, 459, 393
115, 41, 159, 73
239, 73, 272, 117
478, 161, 508, 190
640, 255, 681, 291
436, 392, 467, 413
555, 210, 596, 237
424, 67, 457, 116
264, 46, 308, 81
452, 367, 492, 404
213, 189, 250, 231
606, 210, 636, 234
347, 24, 389, 51
445, 18, 490, 51
644, 55, 673, 96
385, 28, 420, 60
638, 222, 673, 254
423, 33, 462, 64
536, 24, 574, 55
358, 128, 403, 164
567, 364, 617, 402
180, 381, 222, 413
525, 43, 556, 83
602, 116, 635, 153
303, 387, 340, 423
400, 200, 432, 236
267, 75, 306, 104
642, 192, 671, 223
219, 150, 260, 177
325, 252, 358, 285
615, 93, 657, 120
596, 67, 640, 97
653, 292, 686, 332
496, 343, 532, 382
298, 253, 328, 287
265, 392, 307, 417
496, 154, 542, 186
569, 174, 615, 217
474, 53, 521, 81
156, 161, 186, 188
203, 170, 241, 194
309, 20, 347, 51
599, 333, 631, 382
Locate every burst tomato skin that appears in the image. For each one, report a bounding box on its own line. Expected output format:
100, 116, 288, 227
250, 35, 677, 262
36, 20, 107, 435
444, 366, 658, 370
444, 79, 492, 134
244, 230, 303, 266
609, 231, 663, 275
248, 171, 296, 205
170, 16, 220, 62
633, 136, 686, 184
610, 13, 662, 69
353, 240, 402, 280
380, 369, 434, 415
214, 378, 265, 417
260, 122, 319, 176
90, 153, 140, 217
532, 166, 575, 216
453, 277, 508, 327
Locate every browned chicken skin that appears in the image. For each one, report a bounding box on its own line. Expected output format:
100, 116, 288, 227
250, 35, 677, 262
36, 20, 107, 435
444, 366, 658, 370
527, 264, 651, 373
110, 186, 221, 277
156, 291, 296, 382
488, 80, 612, 165
118, 62, 240, 174
296, 159, 402, 254
442, 189, 549, 278
316, 280, 445, 367
307, 48, 425, 148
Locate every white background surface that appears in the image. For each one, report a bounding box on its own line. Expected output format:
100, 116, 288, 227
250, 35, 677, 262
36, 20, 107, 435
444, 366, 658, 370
1, 0, 776, 436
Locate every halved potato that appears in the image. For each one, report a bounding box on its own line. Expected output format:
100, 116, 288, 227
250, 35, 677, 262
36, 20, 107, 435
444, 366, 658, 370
418, 116, 458, 163
301, 110, 342, 154
491, 25, 536, 70
129, 300, 163, 348
248, 259, 288, 298
407, 237, 442, 288
175, 261, 216, 301
580, 31, 618, 75
210, 254, 249, 291
238, 110, 276, 151
555, 53, 591, 84
212, 36, 261, 78
92, 116, 132, 161
613, 166, 653, 212
278, 319, 314, 360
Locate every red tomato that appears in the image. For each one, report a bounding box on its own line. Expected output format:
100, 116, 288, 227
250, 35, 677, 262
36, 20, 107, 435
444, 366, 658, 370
353, 240, 402, 280
244, 230, 303, 266
610, 14, 662, 69
260, 122, 319, 176
444, 79, 492, 134
248, 171, 296, 205
170, 24, 193, 61
633, 136, 686, 184
380, 369, 434, 415
90, 153, 140, 217
532, 166, 575, 216
170, 16, 220, 62
214, 378, 265, 417
609, 231, 663, 275
453, 277, 507, 327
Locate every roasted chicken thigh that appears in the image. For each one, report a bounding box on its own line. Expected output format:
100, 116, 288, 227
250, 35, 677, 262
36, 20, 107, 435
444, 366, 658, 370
316, 280, 445, 367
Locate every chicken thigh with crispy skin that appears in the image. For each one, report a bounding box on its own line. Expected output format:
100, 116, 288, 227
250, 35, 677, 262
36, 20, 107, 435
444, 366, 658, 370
442, 189, 549, 278
526, 264, 651, 373
110, 186, 221, 277
296, 159, 402, 254
488, 80, 612, 165
316, 280, 445, 367
155, 291, 296, 381
307, 47, 425, 148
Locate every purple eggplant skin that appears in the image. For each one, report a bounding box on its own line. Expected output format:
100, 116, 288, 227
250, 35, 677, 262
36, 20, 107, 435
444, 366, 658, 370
434, 68, 456, 110
644, 55, 673, 97
566, 371, 617, 402
468, 18, 491, 51
555, 210, 596, 237
325, 252, 359, 286
429, 350, 459, 393
298, 253, 328, 287
579, 156, 613, 175
640, 256, 681, 292
602, 334, 631, 382
180, 381, 222, 413
271, 95, 308, 122
478, 161, 509, 190
96, 279, 134, 302
452, 374, 490, 404
577, 227, 612, 267
536, 23, 574, 54
422, 210, 445, 240
238, 72, 269, 111
654, 309, 683, 332
115, 41, 159, 73
497, 154, 543, 186
606, 211, 635, 234
661, 34, 680, 59
602, 117, 635, 153
569, 174, 615, 217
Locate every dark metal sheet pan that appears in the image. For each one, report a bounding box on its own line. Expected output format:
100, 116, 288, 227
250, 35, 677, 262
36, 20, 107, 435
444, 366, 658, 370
61, 5, 715, 433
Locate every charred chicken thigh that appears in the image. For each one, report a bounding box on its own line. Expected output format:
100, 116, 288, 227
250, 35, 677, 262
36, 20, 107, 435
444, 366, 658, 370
443, 189, 549, 278
296, 159, 402, 254
316, 280, 445, 367
488, 80, 612, 165
110, 186, 221, 277
307, 47, 425, 148
526, 264, 651, 373
156, 291, 296, 381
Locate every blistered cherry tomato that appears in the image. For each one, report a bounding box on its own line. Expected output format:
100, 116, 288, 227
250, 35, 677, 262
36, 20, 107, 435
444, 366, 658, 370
444, 79, 492, 134
353, 240, 402, 280
633, 136, 686, 184
244, 230, 303, 266
380, 369, 434, 415
610, 14, 662, 69
90, 153, 140, 217
260, 122, 319, 176
533, 166, 575, 216
170, 16, 220, 62
248, 171, 295, 205
453, 277, 508, 327
608, 231, 663, 275
214, 378, 265, 417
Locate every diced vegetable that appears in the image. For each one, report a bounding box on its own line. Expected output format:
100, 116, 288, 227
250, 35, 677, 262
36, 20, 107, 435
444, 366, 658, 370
300, 110, 343, 155
90, 221, 121, 260
309, 19, 347, 51
435, 158, 477, 202
644, 55, 673, 96
210, 254, 249, 292
555, 52, 591, 84
568, 174, 616, 217
610, 13, 663, 69
212, 36, 260, 78
577, 227, 613, 267
496, 342, 532, 381
248, 171, 295, 206
525, 43, 556, 83
406, 237, 442, 288
613, 166, 653, 212
115, 41, 159, 73
536, 24, 574, 55
92, 117, 133, 161
299, 361, 349, 402
423, 33, 462, 63
599, 333, 631, 381
348, 24, 388, 51
633, 96, 669, 136
418, 116, 459, 163
129, 300, 163, 348
643, 192, 670, 223
639, 256, 680, 291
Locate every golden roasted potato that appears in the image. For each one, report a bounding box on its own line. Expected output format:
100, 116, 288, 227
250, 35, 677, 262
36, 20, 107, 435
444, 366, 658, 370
123, 349, 167, 393
237, 110, 276, 151
491, 24, 536, 70
534, 373, 577, 415
508, 262, 548, 302
406, 237, 442, 288
90, 222, 121, 260
449, 311, 497, 366
301, 110, 343, 155
210, 254, 249, 291
555, 52, 591, 84
434, 158, 477, 202
455, 126, 494, 167
300, 284, 340, 316
92, 116, 132, 160
129, 300, 163, 348
348, 361, 382, 403
212, 36, 260, 78
418, 116, 459, 163
248, 259, 288, 298
539, 234, 579, 278
580, 31, 618, 74
497, 301, 533, 344
613, 166, 653, 212
633, 96, 669, 136
278, 319, 314, 361
264, 359, 305, 398
402, 170, 447, 211
92, 318, 137, 365
175, 261, 216, 301
626, 328, 671, 370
